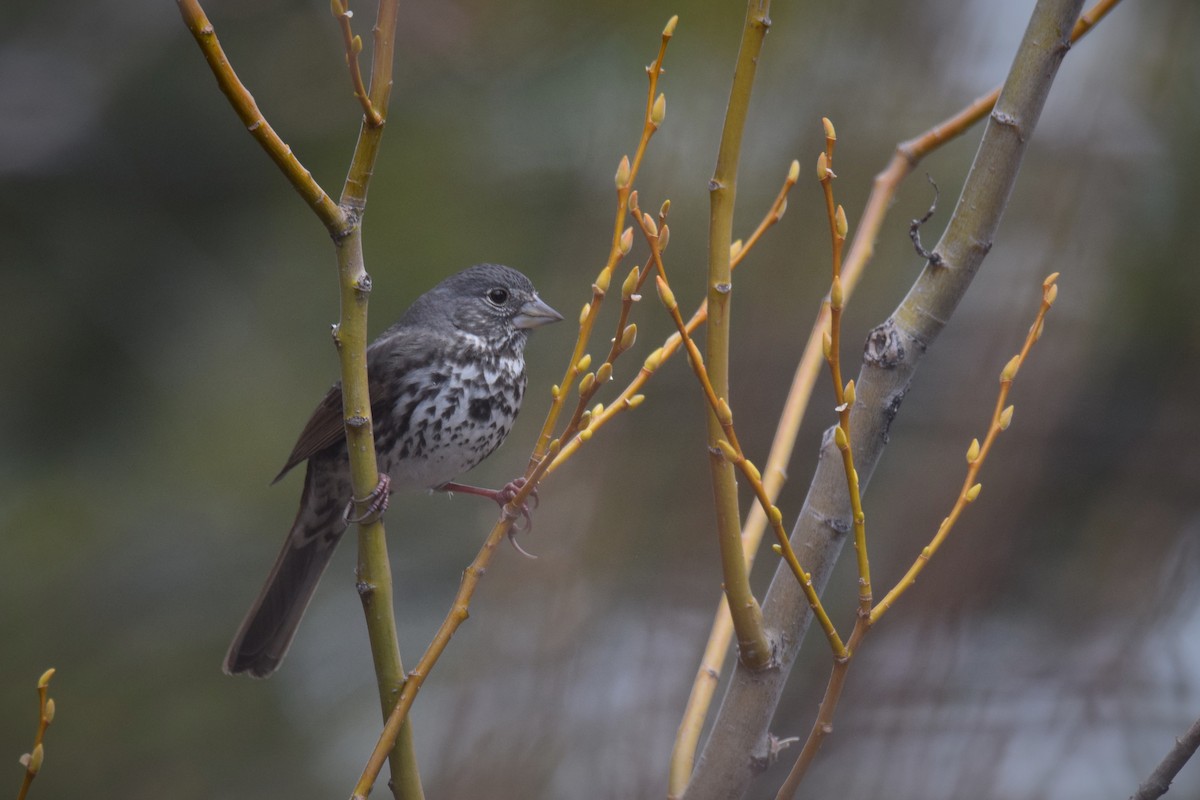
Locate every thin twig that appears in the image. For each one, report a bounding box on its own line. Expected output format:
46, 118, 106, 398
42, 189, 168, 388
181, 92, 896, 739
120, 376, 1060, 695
352, 19, 680, 795
16, 669, 55, 800
1130, 714, 1200, 800
176, 0, 345, 234
332, 0, 383, 127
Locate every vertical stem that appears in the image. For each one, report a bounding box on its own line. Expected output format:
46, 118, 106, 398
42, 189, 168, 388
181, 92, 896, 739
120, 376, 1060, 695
333, 2, 422, 798
706, 0, 773, 671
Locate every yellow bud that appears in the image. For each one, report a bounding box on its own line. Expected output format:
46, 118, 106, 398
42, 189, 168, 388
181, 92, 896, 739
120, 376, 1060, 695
627, 393, 646, 408
655, 275, 676, 309
38, 669, 56, 688
822, 116, 837, 142
579, 428, 593, 442
834, 425, 849, 450
28, 743, 44, 774
663, 14, 678, 37
1001, 354, 1021, 382
843, 379, 856, 407
651, 93, 667, 126
660, 199, 671, 219
922, 546, 932, 559
745, 460, 762, 484
44, 698, 56, 723
776, 197, 788, 219
1032, 319, 1045, 341
615, 155, 631, 189
730, 239, 743, 261
595, 362, 612, 384
822, 330, 833, 361
593, 402, 604, 416
642, 212, 658, 238
830, 275, 844, 309
768, 506, 783, 525
787, 158, 800, 184
594, 267, 611, 295
547, 438, 561, 456
716, 397, 733, 425
998, 405, 1014, 430
619, 323, 637, 352
716, 439, 738, 461
643, 348, 664, 372
622, 266, 640, 298
852, 467, 859, 485
351, 34, 363, 55
659, 224, 670, 252
816, 151, 828, 181
330, 0, 343, 16
578, 410, 591, 429
551, 384, 561, 398
966, 438, 980, 463
1043, 271, 1060, 289
835, 205, 848, 239
576, 354, 592, 373
771, 543, 783, 555
619, 226, 634, 255
1045, 283, 1058, 306
965, 483, 982, 503
581, 304, 595, 327
578, 372, 595, 396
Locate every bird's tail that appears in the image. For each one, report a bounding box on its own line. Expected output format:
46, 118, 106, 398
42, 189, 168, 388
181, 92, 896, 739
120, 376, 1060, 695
224, 461, 348, 678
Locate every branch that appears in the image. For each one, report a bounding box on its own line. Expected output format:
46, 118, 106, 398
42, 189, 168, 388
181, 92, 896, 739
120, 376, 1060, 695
706, 0, 774, 673
682, 1, 1086, 796
668, 0, 1123, 794
16, 669, 55, 800
1130, 714, 1200, 800
177, 2, 417, 796
176, 0, 345, 235
351, 18, 679, 797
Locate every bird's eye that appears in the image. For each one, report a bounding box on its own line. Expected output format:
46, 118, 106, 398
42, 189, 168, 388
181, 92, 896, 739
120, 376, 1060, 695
486, 288, 510, 306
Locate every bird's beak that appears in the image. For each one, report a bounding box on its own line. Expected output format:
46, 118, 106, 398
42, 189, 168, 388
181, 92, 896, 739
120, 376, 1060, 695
514, 294, 564, 329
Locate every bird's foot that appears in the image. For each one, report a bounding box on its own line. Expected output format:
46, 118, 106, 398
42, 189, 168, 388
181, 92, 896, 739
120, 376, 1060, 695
437, 477, 539, 558
344, 473, 392, 525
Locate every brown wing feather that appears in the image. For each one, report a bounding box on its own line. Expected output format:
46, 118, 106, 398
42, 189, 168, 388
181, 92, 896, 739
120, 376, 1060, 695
271, 372, 391, 484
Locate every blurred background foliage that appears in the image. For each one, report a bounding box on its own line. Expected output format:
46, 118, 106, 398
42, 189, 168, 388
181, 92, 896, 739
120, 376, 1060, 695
2, 1, 1198, 798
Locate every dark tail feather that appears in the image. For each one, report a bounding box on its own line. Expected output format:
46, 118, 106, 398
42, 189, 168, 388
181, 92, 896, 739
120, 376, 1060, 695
224, 464, 347, 678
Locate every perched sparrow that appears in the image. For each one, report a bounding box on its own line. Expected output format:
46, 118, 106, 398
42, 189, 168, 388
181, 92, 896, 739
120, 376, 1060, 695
224, 264, 562, 678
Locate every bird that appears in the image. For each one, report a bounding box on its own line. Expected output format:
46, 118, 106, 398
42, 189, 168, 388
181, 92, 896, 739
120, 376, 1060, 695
224, 264, 562, 678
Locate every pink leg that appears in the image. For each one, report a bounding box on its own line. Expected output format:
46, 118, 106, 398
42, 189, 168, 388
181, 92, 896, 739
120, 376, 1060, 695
344, 473, 392, 525
436, 477, 539, 558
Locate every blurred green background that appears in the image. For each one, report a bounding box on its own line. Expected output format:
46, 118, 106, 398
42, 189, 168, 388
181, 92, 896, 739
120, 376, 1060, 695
3, 1, 1198, 798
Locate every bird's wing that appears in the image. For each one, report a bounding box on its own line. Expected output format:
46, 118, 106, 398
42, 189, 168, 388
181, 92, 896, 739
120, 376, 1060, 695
271, 370, 393, 485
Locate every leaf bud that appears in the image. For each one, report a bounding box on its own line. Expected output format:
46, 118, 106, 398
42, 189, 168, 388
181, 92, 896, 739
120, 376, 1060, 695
594, 267, 611, 295
622, 266, 640, 298
655, 276, 676, 309
618, 323, 637, 352
651, 93, 666, 126
615, 155, 631, 189
1000, 355, 1021, 382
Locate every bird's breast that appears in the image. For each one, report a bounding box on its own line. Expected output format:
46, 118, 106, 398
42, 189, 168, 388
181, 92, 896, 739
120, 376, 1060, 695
375, 350, 527, 490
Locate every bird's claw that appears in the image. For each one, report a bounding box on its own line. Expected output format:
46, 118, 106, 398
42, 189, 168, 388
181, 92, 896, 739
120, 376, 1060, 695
435, 477, 540, 556
344, 473, 392, 525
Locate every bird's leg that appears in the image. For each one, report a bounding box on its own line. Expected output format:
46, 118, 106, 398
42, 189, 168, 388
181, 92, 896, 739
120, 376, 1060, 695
436, 477, 539, 558
344, 473, 392, 525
